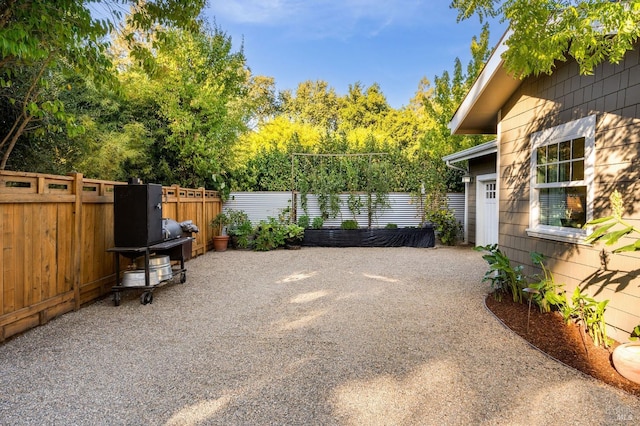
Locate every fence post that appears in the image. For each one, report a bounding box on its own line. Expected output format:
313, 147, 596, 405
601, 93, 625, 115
70, 172, 83, 311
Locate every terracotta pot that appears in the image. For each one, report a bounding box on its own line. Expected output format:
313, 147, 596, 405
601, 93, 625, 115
213, 235, 229, 252
612, 342, 640, 384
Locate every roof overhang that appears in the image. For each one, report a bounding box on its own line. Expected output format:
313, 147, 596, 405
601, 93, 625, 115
448, 28, 522, 135
442, 139, 497, 164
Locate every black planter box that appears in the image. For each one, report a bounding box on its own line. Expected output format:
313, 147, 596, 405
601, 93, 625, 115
302, 225, 435, 248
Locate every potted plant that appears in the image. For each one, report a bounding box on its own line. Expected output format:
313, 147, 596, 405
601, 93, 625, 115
612, 324, 640, 384
226, 209, 254, 249
284, 223, 305, 249
210, 212, 230, 251
228, 220, 254, 249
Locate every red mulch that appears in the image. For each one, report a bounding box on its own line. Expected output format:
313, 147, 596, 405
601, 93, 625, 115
485, 294, 640, 397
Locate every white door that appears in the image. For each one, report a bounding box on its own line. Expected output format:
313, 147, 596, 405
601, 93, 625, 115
476, 175, 498, 246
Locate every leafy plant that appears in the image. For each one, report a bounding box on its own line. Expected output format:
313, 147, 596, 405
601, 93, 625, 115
630, 324, 640, 341
226, 209, 250, 229
340, 219, 358, 230
426, 208, 461, 245
312, 217, 324, 229
585, 190, 640, 252
347, 193, 363, 221
525, 252, 567, 313
284, 223, 305, 242
568, 287, 610, 349
228, 220, 255, 249
210, 212, 230, 236
385, 223, 398, 229
474, 244, 525, 303
254, 218, 286, 251
297, 215, 310, 229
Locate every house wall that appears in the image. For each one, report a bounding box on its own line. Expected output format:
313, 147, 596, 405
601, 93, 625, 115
498, 47, 640, 342
468, 154, 497, 245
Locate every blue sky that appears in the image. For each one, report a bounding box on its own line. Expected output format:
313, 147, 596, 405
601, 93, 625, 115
204, 1, 508, 109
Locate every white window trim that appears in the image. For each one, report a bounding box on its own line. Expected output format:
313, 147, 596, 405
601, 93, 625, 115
527, 115, 596, 244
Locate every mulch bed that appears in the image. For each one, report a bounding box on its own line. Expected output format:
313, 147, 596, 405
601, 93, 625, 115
485, 294, 640, 397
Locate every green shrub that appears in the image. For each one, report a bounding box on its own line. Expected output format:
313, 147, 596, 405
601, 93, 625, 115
385, 223, 398, 229
228, 220, 254, 249
311, 217, 324, 229
340, 219, 358, 230
525, 252, 567, 313
254, 218, 286, 251
297, 215, 310, 229
425, 208, 460, 245
474, 244, 525, 303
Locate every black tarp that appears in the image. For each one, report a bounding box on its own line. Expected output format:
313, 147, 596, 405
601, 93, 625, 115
302, 226, 435, 248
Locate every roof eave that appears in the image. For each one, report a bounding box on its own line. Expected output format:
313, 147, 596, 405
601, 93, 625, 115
448, 28, 521, 135
442, 139, 497, 163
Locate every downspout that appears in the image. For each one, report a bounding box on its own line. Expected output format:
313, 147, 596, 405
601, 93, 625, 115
445, 159, 469, 244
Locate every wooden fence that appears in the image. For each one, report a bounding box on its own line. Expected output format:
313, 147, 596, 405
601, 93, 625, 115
0, 171, 221, 342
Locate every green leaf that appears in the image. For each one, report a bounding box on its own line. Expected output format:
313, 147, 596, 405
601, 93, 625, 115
584, 222, 616, 243
603, 226, 634, 246
584, 215, 614, 225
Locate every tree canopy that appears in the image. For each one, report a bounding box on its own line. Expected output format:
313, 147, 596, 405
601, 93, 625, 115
1, 1, 495, 198
451, 0, 640, 77
0, 0, 206, 169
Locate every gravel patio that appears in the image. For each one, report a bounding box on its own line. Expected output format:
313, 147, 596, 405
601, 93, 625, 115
1, 246, 639, 425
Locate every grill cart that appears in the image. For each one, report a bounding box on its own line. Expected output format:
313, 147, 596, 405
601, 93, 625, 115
107, 181, 198, 305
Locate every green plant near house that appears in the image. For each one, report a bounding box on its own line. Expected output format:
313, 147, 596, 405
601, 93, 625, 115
474, 244, 525, 303
340, 219, 358, 230
585, 189, 640, 252
312, 217, 324, 229
630, 324, 640, 341
567, 287, 610, 348
426, 208, 460, 245
297, 215, 310, 229
525, 252, 568, 313
385, 223, 398, 229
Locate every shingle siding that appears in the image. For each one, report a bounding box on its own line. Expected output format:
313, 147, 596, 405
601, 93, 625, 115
498, 48, 640, 342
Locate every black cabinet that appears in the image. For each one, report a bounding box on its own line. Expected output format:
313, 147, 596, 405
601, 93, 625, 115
114, 183, 163, 247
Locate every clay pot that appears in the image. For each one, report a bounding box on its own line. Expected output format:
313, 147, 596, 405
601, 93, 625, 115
612, 342, 640, 384
213, 235, 229, 252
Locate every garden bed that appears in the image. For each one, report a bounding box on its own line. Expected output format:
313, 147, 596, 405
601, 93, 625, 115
302, 225, 435, 248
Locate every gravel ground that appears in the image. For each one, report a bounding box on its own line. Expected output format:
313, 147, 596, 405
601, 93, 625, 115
1, 246, 639, 425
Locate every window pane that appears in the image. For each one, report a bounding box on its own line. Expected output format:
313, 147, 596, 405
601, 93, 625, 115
548, 144, 558, 162
537, 166, 546, 183
559, 162, 570, 182
537, 146, 547, 165
572, 138, 585, 159
547, 164, 558, 183
539, 186, 587, 228
572, 160, 584, 180
540, 188, 564, 226
559, 141, 571, 161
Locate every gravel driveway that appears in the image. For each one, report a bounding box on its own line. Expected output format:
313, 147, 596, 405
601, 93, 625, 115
1, 246, 639, 425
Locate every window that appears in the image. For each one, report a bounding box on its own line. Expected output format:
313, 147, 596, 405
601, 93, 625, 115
527, 115, 596, 244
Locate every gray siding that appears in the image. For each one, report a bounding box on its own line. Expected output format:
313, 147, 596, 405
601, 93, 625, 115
498, 44, 640, 341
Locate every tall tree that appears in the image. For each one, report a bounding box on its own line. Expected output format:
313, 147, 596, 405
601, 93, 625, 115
450, 0, 640, 77
115, 24, 252, 189
0, 0, 205, 169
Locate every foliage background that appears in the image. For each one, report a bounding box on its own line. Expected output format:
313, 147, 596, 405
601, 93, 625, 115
1, 1, 495, 197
